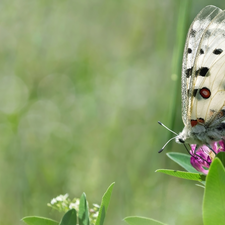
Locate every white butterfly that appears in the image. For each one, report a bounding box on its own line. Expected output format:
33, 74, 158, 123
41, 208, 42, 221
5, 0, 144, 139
175, 5, 225, 151
160, 5, 225, 152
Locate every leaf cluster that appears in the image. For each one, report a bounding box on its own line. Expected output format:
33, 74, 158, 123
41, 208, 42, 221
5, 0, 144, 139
22, 183, 115, 225
124, 152, 225, 225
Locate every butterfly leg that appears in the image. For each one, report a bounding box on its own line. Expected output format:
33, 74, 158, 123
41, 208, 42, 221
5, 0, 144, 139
192, 144, 211, 166
191, 144, 200, 158
194, 144, 199, 154
206, 144, 216, 155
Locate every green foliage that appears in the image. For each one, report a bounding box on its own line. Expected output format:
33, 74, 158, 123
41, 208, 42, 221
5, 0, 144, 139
95, 182, 115, 225
22, 216, 58, 225
128, 154, 225, 225
166, 152, 198, 173
156, 169, 205, 181
124, 216, 167, 225
78, 193, 90, 225
203, 158, 225, 225
22, 182, 114, 225
216, 151, 225, 167
60, 209, 77, 225
155, 151, 225, 224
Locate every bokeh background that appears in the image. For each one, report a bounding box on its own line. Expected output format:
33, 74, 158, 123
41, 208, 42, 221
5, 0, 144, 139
1, 0, 225, 224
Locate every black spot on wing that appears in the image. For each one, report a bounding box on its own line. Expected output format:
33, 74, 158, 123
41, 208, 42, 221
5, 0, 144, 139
188, 48, 192, 54
205, 30, 211, 38
190, 29, 196, 37
195, 67, 209, 77
193, 89, 198, 97
192, 89, 201, 100
200, 49, 204, 54
186, 67, 193, 78
213, 48, 223, 55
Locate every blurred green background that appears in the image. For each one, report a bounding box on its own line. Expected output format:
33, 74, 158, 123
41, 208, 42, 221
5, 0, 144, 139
1, 0, 225, 224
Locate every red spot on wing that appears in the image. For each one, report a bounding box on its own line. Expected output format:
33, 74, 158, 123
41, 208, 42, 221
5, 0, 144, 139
191, 120, 198, 127
209, 109, 215, 117
200, 87, 211, 99
197, 118, 205, 124
191, 118, 205, 127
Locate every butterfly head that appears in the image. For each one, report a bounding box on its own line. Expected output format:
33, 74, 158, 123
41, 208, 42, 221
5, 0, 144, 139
175, 132, 193, 145
175, 126, 189, 144
158, 121, 205, 152
175, 124, 206, 145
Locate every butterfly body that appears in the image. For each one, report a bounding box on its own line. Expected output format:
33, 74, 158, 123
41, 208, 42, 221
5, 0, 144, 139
176, 123, 224, 146
177, 5, 225, 148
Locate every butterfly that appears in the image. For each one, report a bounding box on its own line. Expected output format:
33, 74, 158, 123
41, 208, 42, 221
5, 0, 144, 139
160, 5, 225, 153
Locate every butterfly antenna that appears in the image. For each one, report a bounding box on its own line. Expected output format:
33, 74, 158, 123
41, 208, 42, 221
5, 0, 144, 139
158, 121, 178, 136
158, 136, 177, 153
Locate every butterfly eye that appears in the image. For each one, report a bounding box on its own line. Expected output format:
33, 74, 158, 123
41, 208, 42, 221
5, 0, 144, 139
178, 138, 185, 143
200, 87, 211, 99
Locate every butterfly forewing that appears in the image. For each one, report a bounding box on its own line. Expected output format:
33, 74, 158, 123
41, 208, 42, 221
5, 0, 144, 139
191, 10, 225, 126
181, 5, 222, 126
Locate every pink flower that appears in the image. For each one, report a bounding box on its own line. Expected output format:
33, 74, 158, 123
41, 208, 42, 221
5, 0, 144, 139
190, 140, 225, 175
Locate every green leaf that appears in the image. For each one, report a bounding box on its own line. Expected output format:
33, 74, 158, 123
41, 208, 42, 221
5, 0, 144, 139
195, 184, 205, 189
59, 209, 77, 225
156, 169, 205, 181
203, 158, 225, 225
78, 193, 90, 225
95, 182, 115, 225
216, 151, 225, 167
22, 216, 58, 225
166, 152, 198, 173
124, 216, 167, 225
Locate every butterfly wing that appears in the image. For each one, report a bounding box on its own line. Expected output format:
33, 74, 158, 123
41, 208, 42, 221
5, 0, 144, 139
181, 5, 222, 126
191, 10, 225, 128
